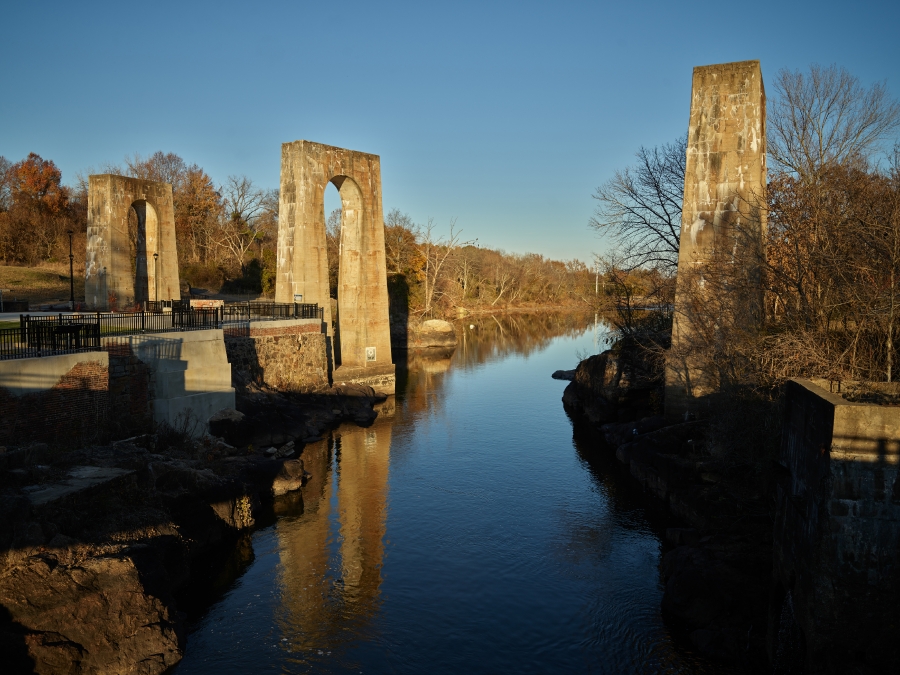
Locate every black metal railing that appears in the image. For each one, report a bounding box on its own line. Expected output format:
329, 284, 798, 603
22, 310, 221, 338
2, 310, 220, 360
1, 322, 101, 360
1, 303, 322, 360
221, 302, 322, 322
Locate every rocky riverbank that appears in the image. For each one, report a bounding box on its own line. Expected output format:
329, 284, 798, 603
0, 384, 384, 675
562, 350, 776, 672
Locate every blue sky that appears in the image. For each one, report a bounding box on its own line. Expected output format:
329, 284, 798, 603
1, 0, 898, 262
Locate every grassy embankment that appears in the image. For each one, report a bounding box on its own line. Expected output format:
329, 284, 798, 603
0, 265, 85, 306
1, 264, 88, 329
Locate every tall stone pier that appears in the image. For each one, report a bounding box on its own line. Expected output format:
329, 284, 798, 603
666, 60, 767, 418
86, 175, 181, 310
276, 141, 395, 395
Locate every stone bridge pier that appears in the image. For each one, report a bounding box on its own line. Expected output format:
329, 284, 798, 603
85, 175, 181, 311
666, 60, 767, 418
276, 140, 395, 395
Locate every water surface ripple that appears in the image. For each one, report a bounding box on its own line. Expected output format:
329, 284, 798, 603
174, 314, 711, 674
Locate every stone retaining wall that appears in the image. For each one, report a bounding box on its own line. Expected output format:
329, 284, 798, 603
105, 341, 152, 433
774, 378, 900, 672
224, 319, 328, 393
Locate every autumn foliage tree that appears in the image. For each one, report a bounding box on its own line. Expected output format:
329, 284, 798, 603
761, 163, 900, 382
0, 153, 80, 265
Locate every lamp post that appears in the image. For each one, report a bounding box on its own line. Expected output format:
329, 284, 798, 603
153, 252, 159, 302
67, 230, 75, 310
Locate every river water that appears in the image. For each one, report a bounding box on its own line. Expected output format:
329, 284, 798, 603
174, 313, 711, 674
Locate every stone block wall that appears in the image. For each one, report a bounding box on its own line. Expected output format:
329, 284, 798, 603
224, 319, 328, 393
105, 341, 152, 433
0, 355, 109, 445
773, 379, 900, 673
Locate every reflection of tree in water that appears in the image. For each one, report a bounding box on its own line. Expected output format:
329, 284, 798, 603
273, 417, 392, 664
453, 312, 598, 369
566, 407, 671, 530
394, 312, 600, 421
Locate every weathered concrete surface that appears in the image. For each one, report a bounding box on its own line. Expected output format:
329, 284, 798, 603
86, 174, 181, 310
0, 351, 108, 396
23, 466, 134, 506
666, 61, 767, 418
773, 379, 900, 673
275, 141, 394, 394
101, 329, 234, 434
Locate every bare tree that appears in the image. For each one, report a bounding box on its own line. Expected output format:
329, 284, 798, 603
769, 64, 900, 182
452, 245, 481, 302
417, 219, 462, 316
125, 151, 188, 190
219, 175, 267, 269
326, 208, 341, 297
0, 156, 11, 211
590, 135, 686, 273
253, 188, 279, 254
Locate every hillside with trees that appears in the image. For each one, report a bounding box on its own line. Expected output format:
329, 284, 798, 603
0, 152, 596, 316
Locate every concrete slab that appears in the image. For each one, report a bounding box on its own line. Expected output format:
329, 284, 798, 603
24, 465, 134, 506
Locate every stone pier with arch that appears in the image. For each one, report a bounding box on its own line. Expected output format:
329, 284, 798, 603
276, 140, 395, 395
85, 174, 181, 311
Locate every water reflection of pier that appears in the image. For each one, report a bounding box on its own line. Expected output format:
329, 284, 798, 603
273, 416, 392, 653
270, 312, 597, 655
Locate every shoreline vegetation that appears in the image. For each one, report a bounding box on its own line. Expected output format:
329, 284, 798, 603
566, 62, 900, 674
0, 151, 605, 319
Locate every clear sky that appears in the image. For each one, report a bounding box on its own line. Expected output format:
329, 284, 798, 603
1, 0, 898, 263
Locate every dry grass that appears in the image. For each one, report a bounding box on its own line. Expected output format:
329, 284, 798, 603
0, 264, 85, 305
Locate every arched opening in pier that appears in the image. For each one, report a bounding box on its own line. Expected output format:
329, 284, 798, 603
127, 199, 160, 306
322, 176, 366, 368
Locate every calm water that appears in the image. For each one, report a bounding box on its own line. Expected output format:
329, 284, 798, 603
174, 313, 709, 674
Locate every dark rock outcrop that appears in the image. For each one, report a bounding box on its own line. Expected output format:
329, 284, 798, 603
562, 348, 663, 425
0, 384, 381, 674
0, 551, 183, 674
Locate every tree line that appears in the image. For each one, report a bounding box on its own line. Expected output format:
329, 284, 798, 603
591, 63, 900, 386
328, 207, 596, 317
0, 152, 595, 315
